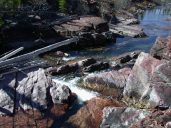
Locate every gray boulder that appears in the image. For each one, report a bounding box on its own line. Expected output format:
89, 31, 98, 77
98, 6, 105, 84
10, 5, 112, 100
100, 107, 150, 128
0, 68, 73, 115
83, 68, 131, 97
124, 52, 171, 107
50, 83, 71, 104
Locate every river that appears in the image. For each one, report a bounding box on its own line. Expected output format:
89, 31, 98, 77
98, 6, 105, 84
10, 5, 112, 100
53, 4, 171, 101
51, 4, 171, 127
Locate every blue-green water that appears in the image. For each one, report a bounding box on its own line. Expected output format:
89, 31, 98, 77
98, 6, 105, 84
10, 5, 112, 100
68, 4, 171, 59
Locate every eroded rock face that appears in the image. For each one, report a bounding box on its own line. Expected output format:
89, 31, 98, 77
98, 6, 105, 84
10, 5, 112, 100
124, 52, 171, 107
150, 36, 171, 60
62, 97, 125, 128
123, 52, 161, 99
0, 68, 73, 115
83, 68, 131, 97
100, 107, 150, 128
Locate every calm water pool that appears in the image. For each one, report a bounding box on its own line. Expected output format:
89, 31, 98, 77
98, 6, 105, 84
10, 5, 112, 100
68, 4, 171, 59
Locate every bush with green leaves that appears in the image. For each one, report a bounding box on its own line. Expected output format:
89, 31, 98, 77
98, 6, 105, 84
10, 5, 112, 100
57, 0, 67, 12
0, 0, 21, 9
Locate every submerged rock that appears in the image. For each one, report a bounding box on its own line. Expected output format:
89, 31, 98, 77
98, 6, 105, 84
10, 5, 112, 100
47, 58, 111, 75
100, 107, 150, 128
83, 68, 131, 97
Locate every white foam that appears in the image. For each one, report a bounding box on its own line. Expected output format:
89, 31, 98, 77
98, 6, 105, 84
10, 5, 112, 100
52, 77, 98, 103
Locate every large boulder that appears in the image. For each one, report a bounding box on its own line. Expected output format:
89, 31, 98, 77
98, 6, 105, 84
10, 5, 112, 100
150, 36, 171, 60
50, 83, 72, 104
0, 68, 76, 127
100, 107, 150, 128
83, 68, 132, 97
0, 68, 74, 115
124, 52, 171, 107
62, 97, 125, 128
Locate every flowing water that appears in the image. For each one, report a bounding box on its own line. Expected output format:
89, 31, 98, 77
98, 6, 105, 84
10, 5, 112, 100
53, 4, 171, 103
52, 76, 99, 104
52, 4, 171, 127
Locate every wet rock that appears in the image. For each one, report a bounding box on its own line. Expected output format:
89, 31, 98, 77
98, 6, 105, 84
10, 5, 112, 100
111, 51, 141, 70
120, 55, 132, 63
124, 52, 171, 107
150, 36, 171, 60
100, 107, 150, 128
52, 63, 79, 75
78, 58, 97, 67
83, 62, 110, 72
47, 59, 110, 75
130, 109, 171, 128
62, 97, 125, 128
83, 68, 131, 97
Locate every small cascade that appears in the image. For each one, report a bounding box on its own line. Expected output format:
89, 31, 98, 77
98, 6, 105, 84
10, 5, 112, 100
52, 77, 99, 104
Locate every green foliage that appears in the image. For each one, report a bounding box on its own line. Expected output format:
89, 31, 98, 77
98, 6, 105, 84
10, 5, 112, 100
0, 0, 21, 9
57, 0, 67, 12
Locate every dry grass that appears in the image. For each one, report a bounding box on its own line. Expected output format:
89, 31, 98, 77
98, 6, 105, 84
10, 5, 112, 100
122, 97, 150, 109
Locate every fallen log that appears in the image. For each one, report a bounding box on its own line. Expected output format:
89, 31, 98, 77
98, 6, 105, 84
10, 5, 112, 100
0, 47, 24, 62
0, 37, 79, 67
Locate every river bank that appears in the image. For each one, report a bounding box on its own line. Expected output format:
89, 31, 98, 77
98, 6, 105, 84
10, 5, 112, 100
0, 0, 171, 128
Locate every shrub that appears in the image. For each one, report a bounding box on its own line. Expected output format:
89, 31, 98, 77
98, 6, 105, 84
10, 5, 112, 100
0, 0, 21, 9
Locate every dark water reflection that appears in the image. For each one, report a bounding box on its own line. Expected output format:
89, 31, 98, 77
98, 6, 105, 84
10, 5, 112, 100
69, 4, 171, 59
